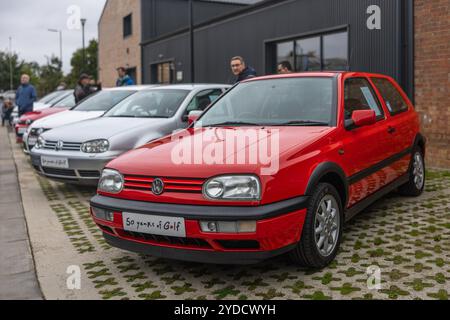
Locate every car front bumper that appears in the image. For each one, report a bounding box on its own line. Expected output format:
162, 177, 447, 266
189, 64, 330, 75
31, 150, 119, 185
90, 194, 309, 264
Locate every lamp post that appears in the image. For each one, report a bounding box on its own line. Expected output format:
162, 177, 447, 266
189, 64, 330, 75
189, 0, 195, 83
9, 36, 13, 91
48, 29, 63, 69
80, 18, 87, 72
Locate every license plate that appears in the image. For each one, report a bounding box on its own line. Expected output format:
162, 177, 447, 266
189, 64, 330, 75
28, 136, 38, 146
41, 156, 69, 169
123, 212, 186, 237
17, 127, 27, 134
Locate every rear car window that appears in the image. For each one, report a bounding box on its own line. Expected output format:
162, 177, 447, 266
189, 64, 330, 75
371, 78, 409, 115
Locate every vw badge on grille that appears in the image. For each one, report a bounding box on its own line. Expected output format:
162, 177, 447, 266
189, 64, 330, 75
55, 140, 64, 151
152, 178, 164, 195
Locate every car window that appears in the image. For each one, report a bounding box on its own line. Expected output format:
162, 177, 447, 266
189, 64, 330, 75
371, 78, 409, 115
105, 89, 189, 118
186, 89, 223, 113
38, 91, 65, 104
196, 78, 335, 127
73, 90, 136, 112
54, 94, 76, 108
344, 78, 384, 120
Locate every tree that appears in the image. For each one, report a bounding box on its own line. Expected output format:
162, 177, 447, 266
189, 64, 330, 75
37, 55, 63, 97
0, 51, 25, 91
65, 39, 98, 87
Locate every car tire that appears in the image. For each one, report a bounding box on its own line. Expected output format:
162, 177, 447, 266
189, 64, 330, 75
398, 147, 425, 197
290, 183, 343, 269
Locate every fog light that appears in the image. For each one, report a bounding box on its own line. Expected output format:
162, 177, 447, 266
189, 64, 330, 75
200, 221, 256, 233
91, 207, 114, 222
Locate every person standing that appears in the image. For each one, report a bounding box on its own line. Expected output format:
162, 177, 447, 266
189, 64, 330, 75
230, 56, 257, 84
15, 74, 37, 117
116, 67, 134, 86
1, 98, 14, 127
74, 74, 95, 103
277, 61, 293, 74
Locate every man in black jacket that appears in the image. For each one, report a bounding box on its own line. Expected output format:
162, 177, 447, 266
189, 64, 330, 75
230, 56, 257, 84
74, 74, 95, 103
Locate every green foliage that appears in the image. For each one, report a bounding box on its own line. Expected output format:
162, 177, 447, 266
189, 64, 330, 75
64, 39, 98, 87
0, 39, 98, 97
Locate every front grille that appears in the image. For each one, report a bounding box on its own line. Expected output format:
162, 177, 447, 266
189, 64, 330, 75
121, 230, 211, 249
42, 167, 77, 177
78, 170, 101, 178
123, 175, 205, 194
43, 140, 82, 151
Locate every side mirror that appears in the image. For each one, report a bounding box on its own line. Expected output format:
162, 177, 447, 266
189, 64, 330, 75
345, 109, 376, 129
187, 110, 202, 126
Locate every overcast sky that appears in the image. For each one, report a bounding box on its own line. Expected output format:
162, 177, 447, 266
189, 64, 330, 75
0, 0, 106, 74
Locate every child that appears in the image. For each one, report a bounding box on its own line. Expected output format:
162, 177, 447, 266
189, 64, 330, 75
1, 98, 14, 127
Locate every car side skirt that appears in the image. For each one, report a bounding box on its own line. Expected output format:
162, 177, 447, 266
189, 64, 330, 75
344, 173, 409, 222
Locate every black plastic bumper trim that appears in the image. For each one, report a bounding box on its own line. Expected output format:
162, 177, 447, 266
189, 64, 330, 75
103, 232, 296, 265
90, 194, 309, 221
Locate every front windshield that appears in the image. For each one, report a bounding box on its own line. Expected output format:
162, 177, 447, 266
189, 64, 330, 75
105, 89, 189, 118
196, 77, 335, 127
39, 91, 66, 104
73, 90, 136, 112
53, 94, 75, 108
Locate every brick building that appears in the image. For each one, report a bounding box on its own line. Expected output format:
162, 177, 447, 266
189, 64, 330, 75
98, 0, 142, 87
98, 0, 449, 168
414, 0, 450, 168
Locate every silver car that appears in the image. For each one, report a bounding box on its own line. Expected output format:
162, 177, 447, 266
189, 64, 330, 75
24, 86, 151, 153
30, 84, 229, 185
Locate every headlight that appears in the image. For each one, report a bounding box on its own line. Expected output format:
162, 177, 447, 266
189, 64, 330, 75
26, 119, 33, 125
36, 128, 45, 135
203, 175, 261, 200
35, 136, 45, 149
98, 169, 123, 194
81, 139, 110, 153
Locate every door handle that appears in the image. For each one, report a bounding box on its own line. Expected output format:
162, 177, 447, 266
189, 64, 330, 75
387, 126, 396, 134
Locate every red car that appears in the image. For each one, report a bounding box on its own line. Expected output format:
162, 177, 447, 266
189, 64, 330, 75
90, 72, 425, 268
15, 91, 75, 143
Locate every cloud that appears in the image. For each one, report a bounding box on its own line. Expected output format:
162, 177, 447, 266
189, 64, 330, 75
0, 0, 106, 74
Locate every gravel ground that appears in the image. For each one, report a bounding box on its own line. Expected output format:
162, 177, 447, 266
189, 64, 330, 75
10, 133, 450, 300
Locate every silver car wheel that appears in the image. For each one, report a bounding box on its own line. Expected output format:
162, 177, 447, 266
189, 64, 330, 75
412, 152, 425, 190
314, 194, 340, 257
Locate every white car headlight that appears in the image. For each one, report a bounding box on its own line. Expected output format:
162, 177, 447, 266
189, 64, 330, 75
203, 175, 261, 200
98, 169, 123, 194
81, 139, 110, 153
35, 136, 45, 149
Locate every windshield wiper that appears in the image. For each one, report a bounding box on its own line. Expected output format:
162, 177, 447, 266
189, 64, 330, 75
276, 120, 329, 126
203, 121, 261, 127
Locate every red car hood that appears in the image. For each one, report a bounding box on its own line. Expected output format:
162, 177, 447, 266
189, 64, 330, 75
20, 107, 67, 121
108, 126, 334, 178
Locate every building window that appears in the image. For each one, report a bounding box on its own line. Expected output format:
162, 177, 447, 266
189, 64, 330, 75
151, 62, 174, 84
123, 14, 132, 38
323, 31, 348, 70
296, 37, 321, 71
276, 41, 294, 72
273, 30, 348, 72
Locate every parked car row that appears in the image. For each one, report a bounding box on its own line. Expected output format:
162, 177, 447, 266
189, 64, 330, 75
14, 90, 74, 141
22, 72, 426, 268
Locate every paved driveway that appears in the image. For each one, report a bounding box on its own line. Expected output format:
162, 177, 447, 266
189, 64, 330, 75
9, 133, 450, 300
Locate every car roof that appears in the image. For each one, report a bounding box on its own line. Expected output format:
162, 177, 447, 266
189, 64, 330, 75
141, 84, 231, 91
102, 85, 159, 91
243, 71, 394, 83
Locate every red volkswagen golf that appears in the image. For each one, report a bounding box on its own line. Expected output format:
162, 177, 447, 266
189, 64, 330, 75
90, 72, 425, 268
